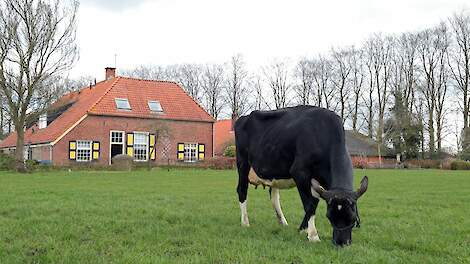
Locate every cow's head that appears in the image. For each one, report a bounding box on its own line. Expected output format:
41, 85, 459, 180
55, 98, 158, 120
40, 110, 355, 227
312, 176, 368, 247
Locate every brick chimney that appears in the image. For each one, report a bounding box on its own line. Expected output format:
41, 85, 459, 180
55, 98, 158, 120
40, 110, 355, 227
231, 113, 238, 131
105, 67, 116, 80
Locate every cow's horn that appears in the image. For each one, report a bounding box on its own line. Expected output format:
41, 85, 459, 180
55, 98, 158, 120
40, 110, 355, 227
356, 176, 369, 198
311, 179, 328, 200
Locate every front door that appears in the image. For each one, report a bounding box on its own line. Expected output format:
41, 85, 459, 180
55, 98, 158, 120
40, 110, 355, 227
110, 131, 124, 164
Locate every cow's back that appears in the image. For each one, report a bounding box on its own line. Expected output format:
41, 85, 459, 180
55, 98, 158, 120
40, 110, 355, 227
235, 106, 348, 183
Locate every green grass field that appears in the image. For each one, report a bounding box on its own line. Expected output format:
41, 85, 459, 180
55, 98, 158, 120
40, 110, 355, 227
0, 168, 469, 263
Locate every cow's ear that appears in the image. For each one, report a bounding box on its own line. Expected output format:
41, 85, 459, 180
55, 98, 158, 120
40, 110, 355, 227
356, 176, 369, 199
311, 179, 330, 201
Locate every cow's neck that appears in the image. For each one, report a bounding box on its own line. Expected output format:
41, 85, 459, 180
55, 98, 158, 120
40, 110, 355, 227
326, 151, 354, 191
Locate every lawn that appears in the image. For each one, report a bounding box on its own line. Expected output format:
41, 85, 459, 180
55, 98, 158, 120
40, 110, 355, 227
0, 168, 469, 263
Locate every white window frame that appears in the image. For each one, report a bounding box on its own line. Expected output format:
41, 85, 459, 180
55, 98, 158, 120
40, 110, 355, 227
148, 100, 164, 113
133, 131, 149, 162
76, 140, 92, 162
115, 98, 131, 110
109, 130, 125, 165
183, 143, 198, 162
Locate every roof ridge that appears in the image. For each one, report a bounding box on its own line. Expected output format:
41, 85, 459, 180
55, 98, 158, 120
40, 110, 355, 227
88, 77, 121, 113
118, 76, 180, 84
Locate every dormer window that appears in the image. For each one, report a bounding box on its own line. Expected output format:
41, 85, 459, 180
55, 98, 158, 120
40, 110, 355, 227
148, 100, 163, 113
115, 98, 131, 110
38, 114, 47, 129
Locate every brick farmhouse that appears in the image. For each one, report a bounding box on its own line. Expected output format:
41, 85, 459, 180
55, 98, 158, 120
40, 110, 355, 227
0, 68, 215, 165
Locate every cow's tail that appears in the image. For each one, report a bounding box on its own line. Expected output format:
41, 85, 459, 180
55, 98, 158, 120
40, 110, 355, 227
269, 187, 272, 200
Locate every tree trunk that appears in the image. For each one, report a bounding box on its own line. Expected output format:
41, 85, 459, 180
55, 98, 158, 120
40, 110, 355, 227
377, 113, 384, 144
464, 92, 469, 129
428, 111, 435, 157
353, 92, 359, 132
15, 126, 27, 172
0, 105, 3, 137
436, 122, 442, 154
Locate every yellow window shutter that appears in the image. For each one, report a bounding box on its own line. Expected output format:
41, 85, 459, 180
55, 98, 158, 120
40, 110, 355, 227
149, 134, 156, 160
127, 133, 134, 157
198, 143, 205, 160
127, 133, 134, 146
150, 147, 156, 160
92, 141, 100, 160
177, 143, 185, 161
69, 141, 76, 160
127, 147, 134, 157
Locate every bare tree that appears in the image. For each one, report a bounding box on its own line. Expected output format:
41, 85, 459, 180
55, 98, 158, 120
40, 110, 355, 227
120, 64, 168, 80
391, 32, 420, 114
225, 54, 250, 117
173, 64, 203, 103
417, 23, 450, 155
251, 75, 269, 111
293, 58, 314, 105
365, 34, 393, 144
201, 64, 225, 119
363, 43, 376, 138
331, 47, 353, 122
311, 56, 333, 108
434, 23, 451, 153
350, 47, 366, 132
0, 0, 79, 171
448, 10, 470, 129
263, 59, 291, 109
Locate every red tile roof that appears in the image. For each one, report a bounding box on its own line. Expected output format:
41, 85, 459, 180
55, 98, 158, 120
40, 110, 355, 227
0, 77, 214, 148
214, 119, 235, 155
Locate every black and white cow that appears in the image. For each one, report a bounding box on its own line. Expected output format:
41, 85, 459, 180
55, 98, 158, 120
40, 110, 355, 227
234, 106, 368, 246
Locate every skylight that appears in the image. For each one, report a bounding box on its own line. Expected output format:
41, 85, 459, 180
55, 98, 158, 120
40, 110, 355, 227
115, 98, 131, 110
148, 100, 163, 113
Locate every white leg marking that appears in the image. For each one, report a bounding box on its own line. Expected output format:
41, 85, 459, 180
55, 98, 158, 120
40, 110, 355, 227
307, 215, 321, 242
240, 200, 250, 227
271, 188, 288, 226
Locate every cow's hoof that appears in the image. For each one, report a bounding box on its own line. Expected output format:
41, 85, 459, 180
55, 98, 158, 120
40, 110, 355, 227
308, 234, 321, 242
241, 222, 250, 227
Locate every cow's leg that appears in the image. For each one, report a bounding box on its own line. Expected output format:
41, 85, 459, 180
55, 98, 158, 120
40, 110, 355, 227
236, 159, 250, 227
271, 188, 288, 226
292, 168, 320, 242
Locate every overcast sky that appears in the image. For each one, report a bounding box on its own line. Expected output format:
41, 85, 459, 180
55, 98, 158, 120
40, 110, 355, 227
72, 0, 469, 80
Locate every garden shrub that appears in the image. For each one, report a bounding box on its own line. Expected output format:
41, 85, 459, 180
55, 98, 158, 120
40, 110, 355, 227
450, 160, 470, 170
0, 153, 15, 170
351, 159, 368, 169
405, 159, 441, 169
223, 145, 236, 157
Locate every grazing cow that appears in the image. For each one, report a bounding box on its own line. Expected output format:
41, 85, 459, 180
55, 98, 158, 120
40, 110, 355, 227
235, 106, 368, 246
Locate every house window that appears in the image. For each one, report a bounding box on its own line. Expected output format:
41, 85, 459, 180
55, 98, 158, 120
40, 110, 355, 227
111, 131, 123, 143
184, 143, 198, 162
76, 140, 92, 162
133, 132, 148, 161
115, 98, 131, 110
148, 100, 163, 113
